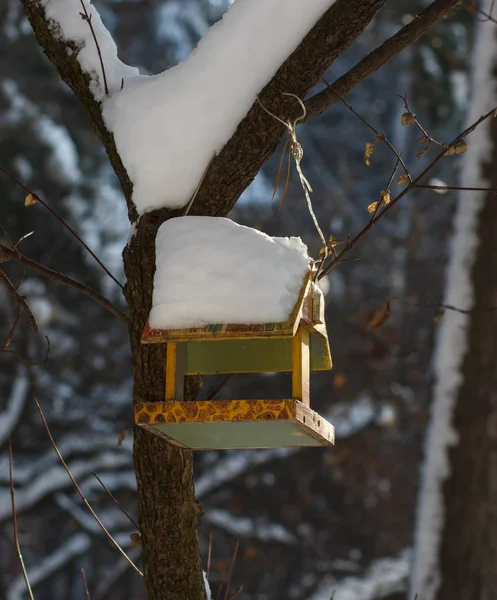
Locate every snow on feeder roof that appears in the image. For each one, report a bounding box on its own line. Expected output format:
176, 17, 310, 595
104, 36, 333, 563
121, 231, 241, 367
148, 216, 312, 331
136, 216, 334, 451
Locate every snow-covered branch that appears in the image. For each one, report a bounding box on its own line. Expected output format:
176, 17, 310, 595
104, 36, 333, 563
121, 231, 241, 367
21, 0, 387, 219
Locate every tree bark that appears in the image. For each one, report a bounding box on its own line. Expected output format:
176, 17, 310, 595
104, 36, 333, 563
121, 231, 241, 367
437, 114, 497, 600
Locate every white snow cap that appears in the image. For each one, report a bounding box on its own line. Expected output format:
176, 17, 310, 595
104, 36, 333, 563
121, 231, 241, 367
40, 0, 336, 213
149, 217, 311, 330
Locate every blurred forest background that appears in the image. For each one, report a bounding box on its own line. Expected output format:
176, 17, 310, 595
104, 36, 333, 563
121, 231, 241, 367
0, 1, 482, 598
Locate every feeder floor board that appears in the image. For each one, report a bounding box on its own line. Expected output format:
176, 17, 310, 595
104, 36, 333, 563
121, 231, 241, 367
135, 399, 335, 450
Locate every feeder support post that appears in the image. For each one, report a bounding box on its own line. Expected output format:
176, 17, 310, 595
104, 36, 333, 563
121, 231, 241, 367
165, 342, 185, 401
292, 327, 310, 407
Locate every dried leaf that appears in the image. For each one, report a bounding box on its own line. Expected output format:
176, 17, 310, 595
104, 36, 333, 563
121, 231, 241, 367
398, 174, 408, 185
401, 112, 416, 126
380, 190, 391, 205
366, 301, 392, 332
130, 533, 142, 548
433, 312, 444, 324
117, 429, 129, 446
367, 201, 379, 214
417, 135, 430, 145
333, 373, 347, 389
0, 251, 11, 264
24, 193, 38, 206
364, 142, 375, 166
416, 147, 428, 160
444, 139, 467, 156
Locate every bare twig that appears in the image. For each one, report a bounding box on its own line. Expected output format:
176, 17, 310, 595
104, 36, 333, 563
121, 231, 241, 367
0, 167, 122, 289
399, 93, 448, 150
319, 105, 497, 279
0, 267, 38, 332
224, 538, 240, 600
227, 586, 243, 600
207, 534, 213, 579
9, 437, 35, 600
216, 578, 225, 600
305, 0, 461, 119
391, 297, 497, 315
81, 568, 91, 600
413, 184, 497, 193
206, 374, 235, 401
2, 304, 23, 352
325, 81, 412, 182
79, 0, 108, 95
91, 471, 140, 530
35, 399, 143, 577
0, 244, 128, 324
3, 335, 50, 366
183, 156, 216, 216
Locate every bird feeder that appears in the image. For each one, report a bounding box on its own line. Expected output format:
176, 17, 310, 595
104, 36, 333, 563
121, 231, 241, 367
135, 269, 335, 450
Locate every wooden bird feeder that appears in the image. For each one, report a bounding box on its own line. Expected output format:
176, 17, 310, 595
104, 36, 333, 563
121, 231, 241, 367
135, 270, 335, 450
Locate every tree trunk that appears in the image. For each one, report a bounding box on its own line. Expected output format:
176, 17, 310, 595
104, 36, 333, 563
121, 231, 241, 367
123, 214, 206, 599
411, 6, 497, 598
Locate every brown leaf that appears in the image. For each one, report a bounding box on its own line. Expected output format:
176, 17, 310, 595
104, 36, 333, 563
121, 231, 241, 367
433, 311, 444, 324
333, 373, 347, 389
367, 201, 379, 214
416, 147, 428, 160
380, 190, 391, 205
130, 532, 142, 548
444, 139, 467, 156
117, 429, 129, 446
364, 142, 375, 166
397, 174, 408, 185
401, 112, 416, 126
366, 301, 392, 332
24, 193, 38, 206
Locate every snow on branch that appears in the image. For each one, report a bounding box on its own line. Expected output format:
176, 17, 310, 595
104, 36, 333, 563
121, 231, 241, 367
37, 0, 337, 213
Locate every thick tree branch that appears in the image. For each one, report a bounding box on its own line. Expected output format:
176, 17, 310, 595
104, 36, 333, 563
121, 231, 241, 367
0, 244, 128, 324
20, 0, 388, 222
305, 0, 462, 119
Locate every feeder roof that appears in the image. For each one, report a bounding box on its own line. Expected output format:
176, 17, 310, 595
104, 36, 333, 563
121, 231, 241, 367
148, 216, 312, 333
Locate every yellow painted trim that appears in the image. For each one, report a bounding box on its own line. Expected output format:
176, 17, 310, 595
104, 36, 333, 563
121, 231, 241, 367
292, 327, 310, 407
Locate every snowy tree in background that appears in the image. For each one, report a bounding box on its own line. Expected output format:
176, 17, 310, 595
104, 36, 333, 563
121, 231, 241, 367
0, 0, 483, 598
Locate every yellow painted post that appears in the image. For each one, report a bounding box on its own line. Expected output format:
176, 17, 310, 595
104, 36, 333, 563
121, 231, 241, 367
165, 342, 177, 401
292, 327, 310, 407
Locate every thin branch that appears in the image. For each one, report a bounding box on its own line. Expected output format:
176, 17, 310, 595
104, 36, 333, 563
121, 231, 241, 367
0, 244, 128, 324
81, 568, 91, 600
391, 297, 497, 314
8, 437, 35, 600
35, 399, 143, 578
3, 335, 51, 367
305, 0, 461, 119
319, 104, 497, 279
413, 184, 497, 193
206, 374, 235, 401
224, 538, 240, 600
206, 534, 213, 579
0, 268, 38, 332
325, 82, 412, 182
79, 0, 108, 95
227, 587, 243, 600
2, 304, 22, 352
0, 167, 123, 289
91, 471, 140, 530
